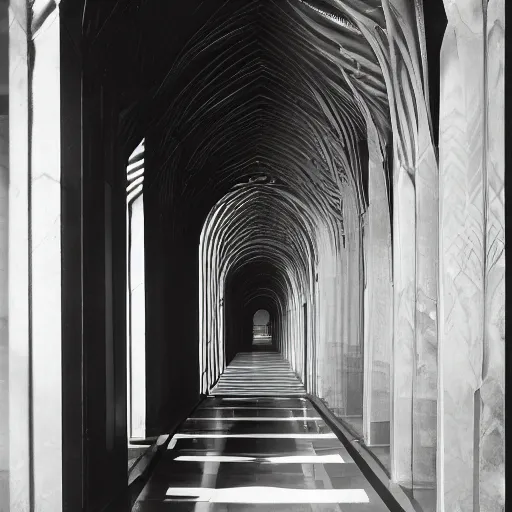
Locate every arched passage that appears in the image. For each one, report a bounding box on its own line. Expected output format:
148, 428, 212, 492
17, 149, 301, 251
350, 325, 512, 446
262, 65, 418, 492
253, 309, 270, 327
252, 309, 272, 347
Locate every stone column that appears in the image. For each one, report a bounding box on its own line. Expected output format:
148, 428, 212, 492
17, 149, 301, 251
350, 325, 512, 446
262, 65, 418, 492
437, 0, 505, 510
390, 156, 415, 484
338, 0, 439, 486
375, 0, 440, 489
315, 223, 341, 411
315, 225, 326, 400
332, 248, 344, 414
0, 115, 8, 512
342, 183, 363, 423
9, 4, 64, 510
339, 232, 349, 415
480, 2, 505, 508
362, 122, 392, 447
312, 279, 320, 393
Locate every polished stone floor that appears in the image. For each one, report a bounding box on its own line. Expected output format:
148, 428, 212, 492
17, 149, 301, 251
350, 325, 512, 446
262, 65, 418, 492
133, 353, 391, 511
210, 352, 306, 397
252, 335, 272, 347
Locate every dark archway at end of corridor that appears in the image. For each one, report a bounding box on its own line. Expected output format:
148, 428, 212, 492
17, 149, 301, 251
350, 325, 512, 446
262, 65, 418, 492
224, 268, 281, 366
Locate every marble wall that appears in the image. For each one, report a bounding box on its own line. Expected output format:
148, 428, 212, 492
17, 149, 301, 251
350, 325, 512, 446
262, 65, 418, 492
438, 0, 505, 510
336, 1, 504, 508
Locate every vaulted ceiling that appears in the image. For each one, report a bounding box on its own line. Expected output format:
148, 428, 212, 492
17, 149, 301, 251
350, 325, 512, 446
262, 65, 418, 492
86, 0, 391, 213
83, 0, 442, 321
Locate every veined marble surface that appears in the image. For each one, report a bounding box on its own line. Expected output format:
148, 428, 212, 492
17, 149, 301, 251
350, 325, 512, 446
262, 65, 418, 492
0, 116, 8, 512
364, 120, 392, 437
9, 4, 64, 512
480, 0, 505, 509
438, 0, 505, 510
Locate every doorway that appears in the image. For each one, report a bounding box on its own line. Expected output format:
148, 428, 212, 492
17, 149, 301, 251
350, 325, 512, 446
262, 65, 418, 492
252, 309, 272, 347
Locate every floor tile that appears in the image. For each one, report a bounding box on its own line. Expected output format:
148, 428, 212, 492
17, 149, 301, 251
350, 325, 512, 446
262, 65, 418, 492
133, 352, 391, 511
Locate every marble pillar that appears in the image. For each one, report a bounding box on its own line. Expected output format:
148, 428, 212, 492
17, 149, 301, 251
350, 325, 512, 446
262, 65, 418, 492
305, 283, 315, 394
315, 223, 343, 412
331, 245, 344, 413
0, 116, 8, 512
412, 94, 439, 494
480, 1, 505, 508
413, 99, 440, 494
391, 157, 415, 484
342, 183, 364, 423
362, 122, 392, 446
9, 3, 63, 511
340, 235, 349, 416
438, 0, 505, 510
377, 0, 440, 488
315, 225, 327, 399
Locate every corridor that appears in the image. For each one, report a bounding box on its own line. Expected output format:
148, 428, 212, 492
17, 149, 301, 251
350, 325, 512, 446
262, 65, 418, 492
133, 353, 390, 511
1, 1, 505, 512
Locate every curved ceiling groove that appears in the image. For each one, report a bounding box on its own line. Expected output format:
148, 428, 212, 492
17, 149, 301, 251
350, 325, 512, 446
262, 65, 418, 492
208, 188, 320, 276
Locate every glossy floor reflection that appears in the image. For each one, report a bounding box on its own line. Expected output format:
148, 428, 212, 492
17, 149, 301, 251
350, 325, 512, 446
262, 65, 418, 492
133, 354, 392, 511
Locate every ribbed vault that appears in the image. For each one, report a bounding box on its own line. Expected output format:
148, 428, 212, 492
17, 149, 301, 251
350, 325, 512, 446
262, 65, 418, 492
84, 0, 393, 221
